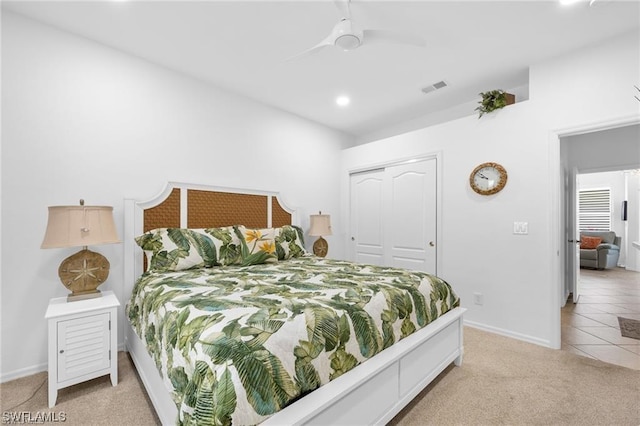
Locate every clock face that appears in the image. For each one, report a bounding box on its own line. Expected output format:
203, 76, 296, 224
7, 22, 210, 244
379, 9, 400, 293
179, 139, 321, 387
470, 162, 507, 195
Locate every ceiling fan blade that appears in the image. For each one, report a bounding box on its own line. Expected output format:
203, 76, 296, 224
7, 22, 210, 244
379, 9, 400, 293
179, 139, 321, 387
363, 29, 426, 48
284, 34, 334, 61
589, 0, 612, 6
333, 0, 352, 19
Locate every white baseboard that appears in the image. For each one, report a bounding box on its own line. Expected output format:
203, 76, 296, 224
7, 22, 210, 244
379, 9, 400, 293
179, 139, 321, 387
1, 342, 127, 384
463, 320, 552, 348
0, 362, 47, 383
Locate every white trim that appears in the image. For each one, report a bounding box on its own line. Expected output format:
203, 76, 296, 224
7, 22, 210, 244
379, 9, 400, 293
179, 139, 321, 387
577, 163, 640, 175
347, 152, 440, 176
267, 195, 273, 227
0, 363, 48, 383
548, 129, 563, 349
549, 114, 640, 350
553, 114, 640, 138
180, 188, 188, 227
464, 320, 551, 348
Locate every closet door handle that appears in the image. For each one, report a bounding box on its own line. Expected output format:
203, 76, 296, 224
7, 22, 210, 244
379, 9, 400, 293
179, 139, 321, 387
429, 241, 435, 247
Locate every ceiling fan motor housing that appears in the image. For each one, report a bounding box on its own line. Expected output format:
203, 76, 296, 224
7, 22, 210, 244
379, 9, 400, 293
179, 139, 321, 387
333, 18, 362, 50
335, 34, 361, 50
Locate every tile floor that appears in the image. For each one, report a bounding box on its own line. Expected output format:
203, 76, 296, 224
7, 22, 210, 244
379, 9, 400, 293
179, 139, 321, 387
561, 266, 640, 370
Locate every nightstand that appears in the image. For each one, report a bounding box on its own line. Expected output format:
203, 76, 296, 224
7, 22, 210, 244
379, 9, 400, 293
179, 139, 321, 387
45, 290, 120, 408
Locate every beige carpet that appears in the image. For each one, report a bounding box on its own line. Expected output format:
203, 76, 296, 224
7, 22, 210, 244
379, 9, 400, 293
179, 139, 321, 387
1, 327, 639, 425
0, 351, 160, 425
392, 327, 639, 425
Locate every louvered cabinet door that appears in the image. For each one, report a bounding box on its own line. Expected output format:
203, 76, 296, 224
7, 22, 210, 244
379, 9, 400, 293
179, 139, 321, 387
57, 312, 111, 383
45, 291, 120, 408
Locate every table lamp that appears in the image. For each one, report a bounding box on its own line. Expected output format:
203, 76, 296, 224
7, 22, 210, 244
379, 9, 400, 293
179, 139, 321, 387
309, 211, 332, 257
41, 200, 120, 301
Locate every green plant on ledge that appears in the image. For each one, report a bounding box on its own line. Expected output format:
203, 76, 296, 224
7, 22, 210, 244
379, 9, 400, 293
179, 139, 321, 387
475, 89, 513, 118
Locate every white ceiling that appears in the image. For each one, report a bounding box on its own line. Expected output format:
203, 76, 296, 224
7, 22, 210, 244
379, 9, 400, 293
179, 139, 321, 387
3, 0, 640, 140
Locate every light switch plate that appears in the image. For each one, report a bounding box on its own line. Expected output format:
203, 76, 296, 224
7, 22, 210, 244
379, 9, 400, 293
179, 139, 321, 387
513, 222, 528, 235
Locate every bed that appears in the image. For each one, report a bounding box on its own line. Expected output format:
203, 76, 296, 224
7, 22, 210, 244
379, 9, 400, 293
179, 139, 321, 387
124, 182, 465, 425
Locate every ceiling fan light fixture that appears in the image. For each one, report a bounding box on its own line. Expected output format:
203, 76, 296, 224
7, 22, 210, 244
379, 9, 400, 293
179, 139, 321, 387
335, 34, 361, 51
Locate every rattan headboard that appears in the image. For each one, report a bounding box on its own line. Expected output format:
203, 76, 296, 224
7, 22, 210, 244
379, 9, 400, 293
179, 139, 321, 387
142, 187, 293, 231
124, 182, 297, 296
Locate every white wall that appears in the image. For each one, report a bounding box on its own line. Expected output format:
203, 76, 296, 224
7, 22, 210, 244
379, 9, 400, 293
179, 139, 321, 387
354, 83, 530, 146
341, 30, 640, 347
564, 126, 640, 174
0, 12, 352, 380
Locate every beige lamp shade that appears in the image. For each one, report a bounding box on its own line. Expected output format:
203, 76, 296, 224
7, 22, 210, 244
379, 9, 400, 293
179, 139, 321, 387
41, 205, 120, 249
309, 213, 332, 237
41, 203, 120, 301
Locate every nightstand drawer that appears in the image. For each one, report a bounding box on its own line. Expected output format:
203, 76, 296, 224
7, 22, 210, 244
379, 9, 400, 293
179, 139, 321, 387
57, 312, 111, 383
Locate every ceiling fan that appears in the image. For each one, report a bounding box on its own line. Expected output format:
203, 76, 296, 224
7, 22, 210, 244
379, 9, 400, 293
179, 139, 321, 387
287, 0, 426, 60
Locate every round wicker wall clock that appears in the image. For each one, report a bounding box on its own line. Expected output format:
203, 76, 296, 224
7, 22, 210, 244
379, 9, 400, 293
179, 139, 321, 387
469, 162, 508, 195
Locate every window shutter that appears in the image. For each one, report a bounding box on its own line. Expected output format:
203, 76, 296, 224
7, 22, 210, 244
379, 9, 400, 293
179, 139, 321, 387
578, 188, 611, 231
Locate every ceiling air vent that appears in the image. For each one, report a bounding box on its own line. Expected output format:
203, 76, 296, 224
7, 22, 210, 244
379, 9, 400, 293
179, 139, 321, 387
421, 80, 448, 94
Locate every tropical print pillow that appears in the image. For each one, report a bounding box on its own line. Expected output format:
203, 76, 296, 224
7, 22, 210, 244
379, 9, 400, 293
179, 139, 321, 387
203, 226, 242, 266
274, 225, 307, 260
234, 225, 277, 265
135, 228, 214, 272
135, 227, 242, 271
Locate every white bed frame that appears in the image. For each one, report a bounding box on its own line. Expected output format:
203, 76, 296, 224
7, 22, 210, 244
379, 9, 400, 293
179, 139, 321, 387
124, 182, 465, 425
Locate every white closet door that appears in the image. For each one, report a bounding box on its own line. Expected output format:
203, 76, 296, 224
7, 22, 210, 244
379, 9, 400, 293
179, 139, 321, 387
385, 159, 437, 274
350, 169, 385, 265
349, 158, 437, 274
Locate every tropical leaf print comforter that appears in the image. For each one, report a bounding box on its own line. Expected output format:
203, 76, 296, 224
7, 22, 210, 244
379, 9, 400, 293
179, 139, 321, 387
127, 256, 460, 425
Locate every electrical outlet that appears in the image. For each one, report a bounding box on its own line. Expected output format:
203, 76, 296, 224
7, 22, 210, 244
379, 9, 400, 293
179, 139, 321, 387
473, 292, 484, 305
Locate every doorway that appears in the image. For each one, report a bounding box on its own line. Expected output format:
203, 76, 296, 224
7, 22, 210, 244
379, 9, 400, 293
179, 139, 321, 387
557, 124, 640, 368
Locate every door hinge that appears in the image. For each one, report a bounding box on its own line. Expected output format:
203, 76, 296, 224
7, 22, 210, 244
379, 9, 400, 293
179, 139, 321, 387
109, 349, 111, 361
108, 320, 111, 331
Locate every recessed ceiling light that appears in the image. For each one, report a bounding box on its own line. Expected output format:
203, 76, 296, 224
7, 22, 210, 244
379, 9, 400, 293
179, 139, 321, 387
336, 96, 350, 107
559, 0, 583, 5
